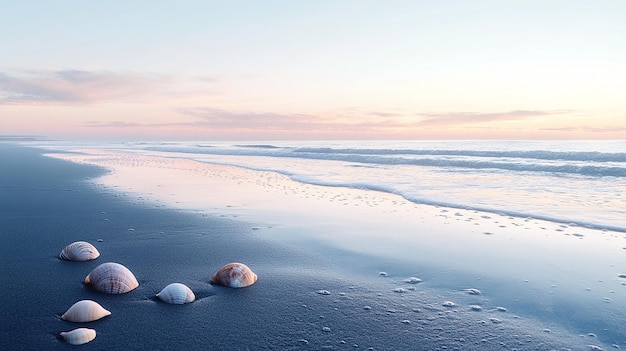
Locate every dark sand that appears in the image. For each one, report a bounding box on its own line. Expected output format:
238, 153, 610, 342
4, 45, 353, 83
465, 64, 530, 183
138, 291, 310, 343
0, 144, 613, 350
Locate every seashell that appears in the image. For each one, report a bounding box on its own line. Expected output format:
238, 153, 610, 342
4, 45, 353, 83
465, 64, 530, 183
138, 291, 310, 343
85, 262, 139, 294
59, 241, 100, 261
61, 300, 111, 322
211, 262, 257, 288
60, 328, 96, 345
156, 283, 196, 304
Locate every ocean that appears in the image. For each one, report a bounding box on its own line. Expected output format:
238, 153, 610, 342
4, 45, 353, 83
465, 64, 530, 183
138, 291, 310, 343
104, 139, 626, 232
30, 139, 626, 347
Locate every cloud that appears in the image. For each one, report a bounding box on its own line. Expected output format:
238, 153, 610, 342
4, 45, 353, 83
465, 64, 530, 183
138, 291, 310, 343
0, 70, 179, 104
542, 125, 626, 133
80, 106, 590, 140
417, 110, 570, 126
82, 107, 408, 135
181, 108, 326, 130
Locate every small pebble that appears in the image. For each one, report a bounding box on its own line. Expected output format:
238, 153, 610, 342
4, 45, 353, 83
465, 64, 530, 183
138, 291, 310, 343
463, 288, 481, 295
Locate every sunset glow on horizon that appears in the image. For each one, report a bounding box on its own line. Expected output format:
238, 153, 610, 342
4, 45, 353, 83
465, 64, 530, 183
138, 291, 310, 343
1, 1, 625, 141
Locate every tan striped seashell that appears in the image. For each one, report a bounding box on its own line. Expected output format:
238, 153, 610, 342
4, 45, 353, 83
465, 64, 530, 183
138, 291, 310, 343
61, 300, 111, 322
85, 262, 139, 294
60, 328, 96, 345
157, 283, 195, 304
59, 241, 100, 261
211, 263, 257, 288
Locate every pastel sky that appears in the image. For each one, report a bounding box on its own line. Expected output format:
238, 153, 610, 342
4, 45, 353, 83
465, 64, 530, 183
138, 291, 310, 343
1, 1, 625, 140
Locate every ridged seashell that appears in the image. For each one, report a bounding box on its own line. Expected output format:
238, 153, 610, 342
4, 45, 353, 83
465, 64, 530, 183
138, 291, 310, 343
59, 241, 100, 261
211, 263, 257, 288
60, 328, 96, 345
85, 262, 139, 294
61, 300, 111, 322
156, 283, 196, 304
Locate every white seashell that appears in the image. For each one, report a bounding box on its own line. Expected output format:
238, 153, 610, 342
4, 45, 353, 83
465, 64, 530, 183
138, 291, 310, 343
211, 262, 257, 288
156, 283, 195, 304
61, 300, 111, 322
60, 328, 96, 345
85, 262, 139, 294
59, 241, 100, 261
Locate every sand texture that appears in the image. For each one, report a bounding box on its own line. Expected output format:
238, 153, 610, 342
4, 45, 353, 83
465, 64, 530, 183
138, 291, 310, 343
0, 145, 620, 350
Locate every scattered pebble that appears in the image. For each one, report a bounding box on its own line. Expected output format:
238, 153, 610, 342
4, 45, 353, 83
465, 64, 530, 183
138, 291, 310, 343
463, 288, 481, 295
363, 306, 372, 310
379, 272, 388, 277
469, 305, 482, 312
404, 277, 422, 284
316, 290, 331, 295
400, 320, 411, 324
322, 327, 331, 332
392, 288, 407, 293
442, 301, 456, 307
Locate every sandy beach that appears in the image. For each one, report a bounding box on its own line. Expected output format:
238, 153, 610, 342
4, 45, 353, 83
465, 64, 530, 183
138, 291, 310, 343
1, 144, 622, 350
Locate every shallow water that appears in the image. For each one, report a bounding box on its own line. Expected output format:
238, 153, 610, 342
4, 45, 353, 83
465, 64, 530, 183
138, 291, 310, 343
36, 139, 626, 231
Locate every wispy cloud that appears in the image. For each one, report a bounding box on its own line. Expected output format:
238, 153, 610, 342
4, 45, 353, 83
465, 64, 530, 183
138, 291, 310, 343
178, 108, 392, 132
0, 70, 192, 104
82, 107, 408, 135
84, 108, 577, 136
542, 125, 626, 133
417, 110, 570, 126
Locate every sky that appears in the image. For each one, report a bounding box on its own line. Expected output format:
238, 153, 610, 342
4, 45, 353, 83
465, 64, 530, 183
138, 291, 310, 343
1, 0, 625, 140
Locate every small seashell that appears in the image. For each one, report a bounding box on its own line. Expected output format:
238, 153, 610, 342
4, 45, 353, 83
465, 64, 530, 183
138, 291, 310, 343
60, 328, 96, 345
157, 283, 195, 304
211, 262, 257, 288
85, 262, 139, 294
59, 241, 100, 261
61, 300, 111, 322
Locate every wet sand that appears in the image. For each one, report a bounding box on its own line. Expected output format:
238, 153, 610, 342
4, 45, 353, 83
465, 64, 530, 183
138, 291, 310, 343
0, 144, 619, 350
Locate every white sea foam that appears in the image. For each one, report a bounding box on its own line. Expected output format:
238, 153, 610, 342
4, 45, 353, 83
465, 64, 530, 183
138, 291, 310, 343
33, 139, 626, 231
72, 140, 626, 232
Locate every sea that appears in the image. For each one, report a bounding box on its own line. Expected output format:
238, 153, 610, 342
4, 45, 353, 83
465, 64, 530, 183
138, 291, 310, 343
48, 139, 626, 232
28, 139, 626, 347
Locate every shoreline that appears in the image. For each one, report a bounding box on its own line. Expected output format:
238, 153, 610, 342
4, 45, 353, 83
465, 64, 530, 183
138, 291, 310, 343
1, 144, 622, 350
